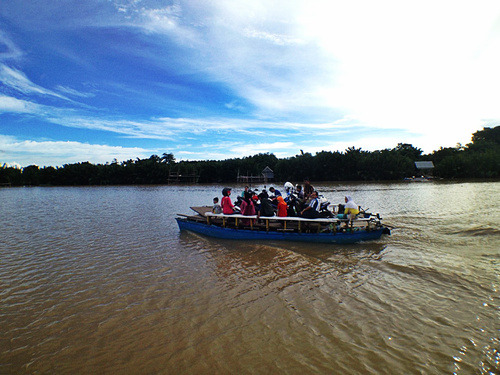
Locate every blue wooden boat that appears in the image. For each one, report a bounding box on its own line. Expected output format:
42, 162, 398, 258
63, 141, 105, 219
176, 207, 390, 244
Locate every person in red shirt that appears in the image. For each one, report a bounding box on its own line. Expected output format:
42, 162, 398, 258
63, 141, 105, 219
277, 196, 288, 217
221, 187, 235, 214
239, 192, 256, 225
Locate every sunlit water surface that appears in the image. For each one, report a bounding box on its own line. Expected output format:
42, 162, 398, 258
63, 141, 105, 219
1, 182, 499, 374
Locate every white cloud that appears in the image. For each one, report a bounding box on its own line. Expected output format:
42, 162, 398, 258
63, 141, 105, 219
0, 135, 152, 167
294, 1, 500, 142
1, 161, 22, 169
0, 90, 365, 143
125, 0, 500, 148
0, 95, 41, 113
242, 28, 302, 46
46, 114, 365, 140
230, 142, 294, 155
0, 64, 71, 101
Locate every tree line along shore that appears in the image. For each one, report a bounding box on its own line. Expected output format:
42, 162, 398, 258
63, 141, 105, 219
1, 127, 498, 187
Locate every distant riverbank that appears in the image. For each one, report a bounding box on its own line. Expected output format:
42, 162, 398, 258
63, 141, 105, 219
1, 127, 498, 186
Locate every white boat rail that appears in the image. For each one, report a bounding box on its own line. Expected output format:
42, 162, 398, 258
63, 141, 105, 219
200, 212, 377, 232
205, 212, 371, 223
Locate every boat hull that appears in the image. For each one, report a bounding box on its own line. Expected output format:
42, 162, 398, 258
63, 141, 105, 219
176, 218, 385, 244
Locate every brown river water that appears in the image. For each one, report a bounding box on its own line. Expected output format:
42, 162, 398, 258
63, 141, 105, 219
1, 181, 499, 374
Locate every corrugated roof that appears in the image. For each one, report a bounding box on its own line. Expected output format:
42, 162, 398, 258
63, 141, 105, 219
415, 161, 434, 169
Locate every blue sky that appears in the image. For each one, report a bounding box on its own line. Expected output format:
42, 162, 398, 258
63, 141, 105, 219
1, 0, 499, 167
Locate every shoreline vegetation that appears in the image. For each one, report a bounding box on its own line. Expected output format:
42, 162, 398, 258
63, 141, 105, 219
1, 127, 498, 187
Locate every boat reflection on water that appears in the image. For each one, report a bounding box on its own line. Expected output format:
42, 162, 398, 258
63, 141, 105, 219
178, 230, 388, 288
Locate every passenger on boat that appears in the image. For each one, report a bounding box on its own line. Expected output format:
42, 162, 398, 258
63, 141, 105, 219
344, 196, 359, 219
269, 187, 281, 197
277, 196, 288, 217
284, 182, 294, 196
295, 185, 304, 200
241, 186, 249, 197
300, 191, 320, 218
285, 193, 300, 217
221, 187, 235, 214
257, 190, 274, 218
251, 190, 259, 203
239, 192, 256, 225
303, 179, 314, 199
212, 197, 222, 214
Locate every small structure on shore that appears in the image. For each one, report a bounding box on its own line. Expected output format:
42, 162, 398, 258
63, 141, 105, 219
415, 161, 434, 177
167, 169, 199, 184
237, 166, 274, 183
404, 161, 435, 181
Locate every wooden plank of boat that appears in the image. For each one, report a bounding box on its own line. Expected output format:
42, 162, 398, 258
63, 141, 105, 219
190, 206, 213, 216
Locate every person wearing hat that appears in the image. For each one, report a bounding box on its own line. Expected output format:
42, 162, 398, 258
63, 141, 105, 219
221, 187, 235, 214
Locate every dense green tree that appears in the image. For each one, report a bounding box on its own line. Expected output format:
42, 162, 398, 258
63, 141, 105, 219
22, 165, 41, 186
1, 127, 498, 187
39, 166, 57, 185
467, 126, 499, 152
0, 165, 22, 185
161, 153, 175, 165
430, 146, 461, 165
392, 143, 423, 160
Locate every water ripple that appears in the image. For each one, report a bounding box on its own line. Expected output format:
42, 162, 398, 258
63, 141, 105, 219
1, 183, 499, 374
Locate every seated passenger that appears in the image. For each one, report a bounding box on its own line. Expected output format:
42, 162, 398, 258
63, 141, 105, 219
269, 186, 281, 197
284, 182, 294, 196
285, 193, 300, 216
257, 191, 274, 217
277, 196, 288, 217
239, 192, 256, 225
212, 197, 222, 214
300, 191, 320, 218
303, 179, 314, 199
344, 196, 359, 219
221, 187, 235, 214
295, 184, 304, 200
240, 192, 255, 215
251, 190, 259, 204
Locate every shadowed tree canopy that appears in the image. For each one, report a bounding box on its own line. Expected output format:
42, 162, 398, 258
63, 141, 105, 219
1, 127, 498, 186
393, 143, 423, 160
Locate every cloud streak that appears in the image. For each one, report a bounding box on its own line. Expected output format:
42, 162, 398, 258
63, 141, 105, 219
0, 30, 23, 60
0, 64, 72, 101
0, 91, 363, 138
55, 85, 95, 98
